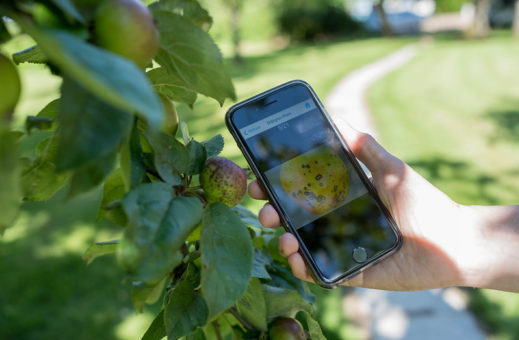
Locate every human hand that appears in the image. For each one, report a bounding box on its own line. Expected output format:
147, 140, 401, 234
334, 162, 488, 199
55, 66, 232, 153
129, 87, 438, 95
249, 123, 478, 291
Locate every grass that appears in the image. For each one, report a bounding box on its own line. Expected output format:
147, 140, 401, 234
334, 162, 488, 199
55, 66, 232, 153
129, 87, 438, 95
368, 32, 519, 206
368, 31, 519, 339
1, 32, 411, 340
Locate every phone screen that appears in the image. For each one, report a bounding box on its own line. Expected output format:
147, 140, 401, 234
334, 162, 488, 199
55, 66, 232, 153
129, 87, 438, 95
230, 82, 399, 283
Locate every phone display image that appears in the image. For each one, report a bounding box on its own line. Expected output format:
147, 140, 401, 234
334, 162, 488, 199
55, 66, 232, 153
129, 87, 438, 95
279, 145, 349, 215
263, 141, 369, 229
227, 80, 401, 286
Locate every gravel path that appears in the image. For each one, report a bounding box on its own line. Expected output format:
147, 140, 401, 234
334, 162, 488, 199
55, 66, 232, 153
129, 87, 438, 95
324, 44, 486, 340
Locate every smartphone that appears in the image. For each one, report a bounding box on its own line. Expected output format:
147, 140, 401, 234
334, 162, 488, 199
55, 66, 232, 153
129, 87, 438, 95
226, 80, 402, 288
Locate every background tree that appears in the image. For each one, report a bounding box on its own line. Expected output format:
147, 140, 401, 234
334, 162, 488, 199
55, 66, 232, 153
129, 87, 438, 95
466, 0, 492, 38
514, 0, 519, 36
275, 0, 362, 41
227, 0, 244, 63
374, 0, 392, 37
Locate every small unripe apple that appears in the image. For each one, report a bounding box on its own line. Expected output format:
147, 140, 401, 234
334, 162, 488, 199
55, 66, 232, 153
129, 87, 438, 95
0, 54, 21, 118
269, 317, 306, 340
159, 94, 178, 135
94, 0, 159, 68
200, 157, 247, 207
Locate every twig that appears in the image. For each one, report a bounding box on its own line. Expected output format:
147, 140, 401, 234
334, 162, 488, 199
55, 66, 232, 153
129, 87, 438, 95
212, 320, 223, 340
229, 307, 255, 331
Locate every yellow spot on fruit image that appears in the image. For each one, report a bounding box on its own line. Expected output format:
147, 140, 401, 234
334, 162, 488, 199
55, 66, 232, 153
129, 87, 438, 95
280, 145, 349, 215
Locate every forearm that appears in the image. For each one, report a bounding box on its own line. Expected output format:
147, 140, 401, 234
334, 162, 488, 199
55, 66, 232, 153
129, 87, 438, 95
460, 204, 519, 292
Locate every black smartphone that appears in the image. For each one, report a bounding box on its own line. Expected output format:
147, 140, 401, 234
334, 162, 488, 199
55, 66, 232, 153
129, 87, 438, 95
226, 80, 402, 288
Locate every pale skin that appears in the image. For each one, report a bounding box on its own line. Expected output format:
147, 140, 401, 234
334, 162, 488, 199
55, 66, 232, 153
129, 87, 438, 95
248, 123, 519, 293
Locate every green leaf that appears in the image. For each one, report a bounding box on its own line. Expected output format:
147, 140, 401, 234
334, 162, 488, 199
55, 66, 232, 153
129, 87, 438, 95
142, 309, 166, 340
252, 250, 271, 280
298, 311, 326, 340
201, 203, 254, 319
201, 135, 223, 158
187, 140, 206, 175
97, 168, 128, 225
83, 240, 118, 265
132, 277, 167, 313
120, 122, 147, 190
152, 11, 235, 105
179, 121, 190, 145
149, 0, 213, 31
147, 67, 197, 107
269, 263, 314, 304
145, 132, 188, 184
0, 19, 10, 44
12, 45, 47, 65
68, 150, 117, 197
119, 183, 203, 284
235, 278, 267, 331
21, 135, 70, 201
165, 264, 208, 339
232, 205, 265, 230
50, 0, 85, 23
186, 223, 201, 242
37, 98, 60, 119
118, 182, 174, 270
13, 19, 163, 129
262, 285, 313, 321
0, 129, 21, 233
57, 79, 132, 170
186, 328, 206, 340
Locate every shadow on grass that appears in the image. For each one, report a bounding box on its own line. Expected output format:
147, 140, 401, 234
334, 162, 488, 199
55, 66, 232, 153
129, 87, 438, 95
485, 99, 519, 144
224, 34, 409, 83
407, 156, 516, 205
0, 188, 158, 340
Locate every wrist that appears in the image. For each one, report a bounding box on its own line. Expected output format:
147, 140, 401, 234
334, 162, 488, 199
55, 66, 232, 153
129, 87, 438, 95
456, 204, 519, 292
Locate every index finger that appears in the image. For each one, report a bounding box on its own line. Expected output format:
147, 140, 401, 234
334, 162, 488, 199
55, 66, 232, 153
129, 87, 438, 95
248, 179, 268, 200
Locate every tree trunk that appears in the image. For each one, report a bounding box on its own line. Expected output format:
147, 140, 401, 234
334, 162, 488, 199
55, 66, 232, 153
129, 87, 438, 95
514, 0, 519, 37
374, 0, 392, 37
231, 0, 242, 64
466, 0, 491, 38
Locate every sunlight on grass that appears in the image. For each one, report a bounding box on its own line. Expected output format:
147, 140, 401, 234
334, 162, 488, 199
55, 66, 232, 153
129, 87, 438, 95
115, 312, 155, 340
1, 211, 49, 243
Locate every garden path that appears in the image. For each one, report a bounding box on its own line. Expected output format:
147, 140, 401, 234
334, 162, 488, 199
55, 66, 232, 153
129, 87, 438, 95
325, 43, 486, 340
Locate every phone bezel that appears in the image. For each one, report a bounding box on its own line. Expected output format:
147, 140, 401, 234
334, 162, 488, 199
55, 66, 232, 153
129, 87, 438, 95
225, 79, 402, 288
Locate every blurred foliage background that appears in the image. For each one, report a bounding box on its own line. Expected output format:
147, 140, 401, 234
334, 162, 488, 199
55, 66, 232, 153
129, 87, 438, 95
2, 0, 519, 339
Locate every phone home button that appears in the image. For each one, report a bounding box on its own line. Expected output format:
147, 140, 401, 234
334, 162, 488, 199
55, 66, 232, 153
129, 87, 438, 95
352, 247, 367, 263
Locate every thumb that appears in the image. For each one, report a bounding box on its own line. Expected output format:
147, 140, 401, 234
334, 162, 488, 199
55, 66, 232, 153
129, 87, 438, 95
336, 122, 402, 178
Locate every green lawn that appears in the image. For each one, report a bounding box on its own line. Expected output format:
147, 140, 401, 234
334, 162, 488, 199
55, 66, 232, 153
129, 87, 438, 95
368, 32, 519, 339
1, 35, 410, 340
369, 33, 519, 206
